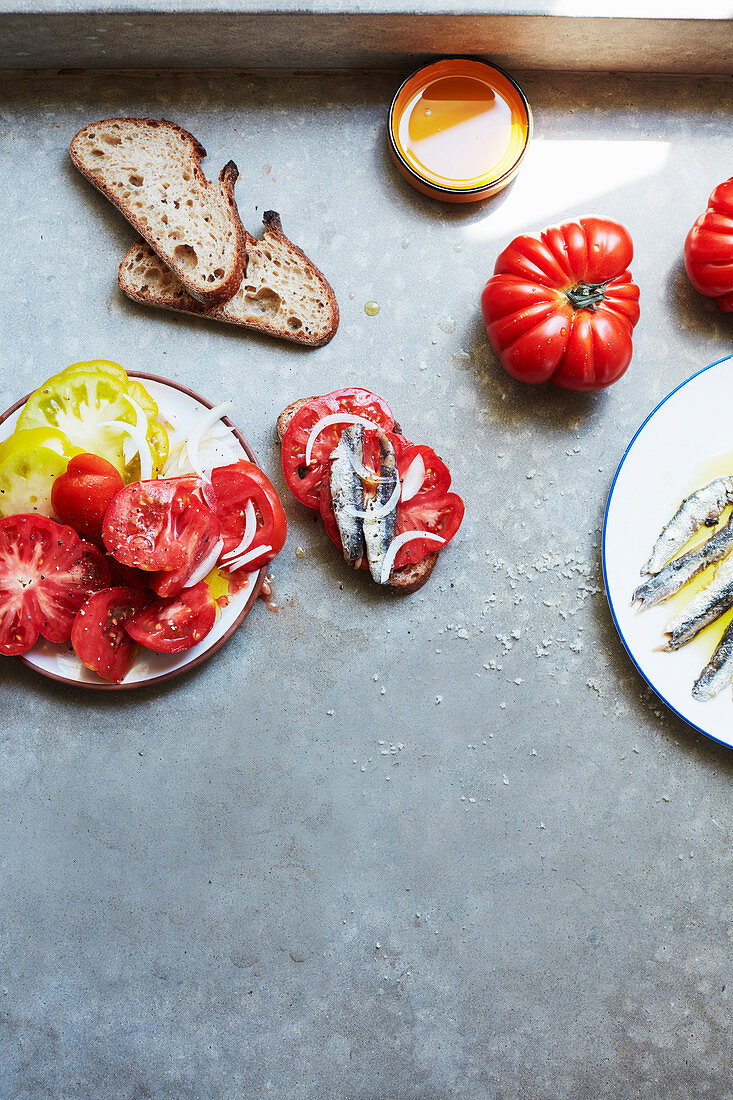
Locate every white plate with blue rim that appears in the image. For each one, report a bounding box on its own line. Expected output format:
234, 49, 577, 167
604, 355, 733, 748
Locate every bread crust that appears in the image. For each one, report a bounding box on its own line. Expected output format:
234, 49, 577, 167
276, 397, 440, 593
118, 212, 339, 348
70, 117, 247, 307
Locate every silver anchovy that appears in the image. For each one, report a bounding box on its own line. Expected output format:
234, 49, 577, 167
661, 553, 733, 651
330, 424, 366, 567
633, 511, 733, 609
692, 618, 733, 700
363, 430, 398, 584
642, 476, 733, 575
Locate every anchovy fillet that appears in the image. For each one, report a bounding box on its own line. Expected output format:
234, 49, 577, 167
662, 554, 733, 651
692, 618, 733, 700
363, 431, 398, 584
641, 477, 733, 576
330, 425, 366, 567
633, 511, 733, 609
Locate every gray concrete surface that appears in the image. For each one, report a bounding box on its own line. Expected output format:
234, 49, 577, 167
0, 67, 732, 1099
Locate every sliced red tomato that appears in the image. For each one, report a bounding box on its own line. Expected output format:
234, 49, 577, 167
51, 452, 124, 542
150, 497, 221, 598
394, 441, 451, 497
208, 460, 287, 570
71, 585, 146, 682
0, 514, 110, 655
125, 580, 217, 653
394, 488, 464, 569
102, 475, 199, 571
281, 388, 395, 509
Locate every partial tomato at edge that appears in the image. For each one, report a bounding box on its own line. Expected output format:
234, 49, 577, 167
124, 580, 217, 654
51, 452, 124, 542
71, 585, 146, 683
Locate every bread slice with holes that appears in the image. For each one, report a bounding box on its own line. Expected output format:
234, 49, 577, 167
70, 117, 247, 307
118, 211, 339, 347
276, 397, 438, 593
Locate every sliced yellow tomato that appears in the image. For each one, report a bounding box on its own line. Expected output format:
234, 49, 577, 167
0, 427, 82, 518
124, 418, 170, 482
126, 378, 159, 421
17, 367, 144, 475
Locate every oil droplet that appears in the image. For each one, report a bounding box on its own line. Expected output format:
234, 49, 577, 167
364, 300, 380, 316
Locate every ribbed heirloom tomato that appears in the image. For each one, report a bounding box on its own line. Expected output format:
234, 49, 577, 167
481, 217, 641, 391
684, 178, 733, 312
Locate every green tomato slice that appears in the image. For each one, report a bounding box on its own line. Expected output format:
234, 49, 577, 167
17, 369, 141, 474
0, 427, 82, 518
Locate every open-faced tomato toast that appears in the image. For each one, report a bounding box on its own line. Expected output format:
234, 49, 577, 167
277, 388, 464, 593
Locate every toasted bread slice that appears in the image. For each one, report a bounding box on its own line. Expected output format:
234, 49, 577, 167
118, 211, 339, 347
70, 117, 247, 307
276, 397, 437, 593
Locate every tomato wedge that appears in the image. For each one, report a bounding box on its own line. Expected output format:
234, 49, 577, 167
125, 580, 217, 653
0, 514, 110, 655
71, 585, 146, 682
281, 388, 395, 509
149, 497, 221, 597
51, 453, 125, 542
208, 461, 287, 570
102, 476, 199, 571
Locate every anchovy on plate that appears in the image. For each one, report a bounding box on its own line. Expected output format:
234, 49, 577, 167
661, 553, 733, 651
641, 476, 733, 576
633, 510, 733, 609
363, 430, 398, 584
330, 424, 366, 567
692, 618, 733, 700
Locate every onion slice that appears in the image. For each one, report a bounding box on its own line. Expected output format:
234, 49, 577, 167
183, 538, 224, 588
226, 543, 272, 572
121, 394, 150, 465
347, 447, 391, 485
379, 531, 445, 585
186, 401, 235, 481
400, 454, 426, 502
220, 500, 257, 561
304, 414, 382, 467
344, 476, 401, 520
102, 419, 153, 480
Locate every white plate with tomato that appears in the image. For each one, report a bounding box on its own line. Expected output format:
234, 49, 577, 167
0, 361, 287, 689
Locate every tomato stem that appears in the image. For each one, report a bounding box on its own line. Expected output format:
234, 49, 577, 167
565, 282, 608, 311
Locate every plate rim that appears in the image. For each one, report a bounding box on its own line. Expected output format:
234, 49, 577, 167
0, 370, 267, 692
602, 353, 733, 749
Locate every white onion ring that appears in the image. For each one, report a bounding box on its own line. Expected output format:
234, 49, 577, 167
102, 419, 153, 480
121, 394, 150, 465
379, 531, 445, 585
347, 447, 391, 485
186, 401, 235, 481
183, 538, 224, 588
226, 543, 272, 572
400, 454, 426, 502
221, 500, 257, 561
345, 476, 401, 520
304, 414, 382, 467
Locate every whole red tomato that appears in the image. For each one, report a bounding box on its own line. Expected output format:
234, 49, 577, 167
481, 217, 641, 391
684, 178, 733, 312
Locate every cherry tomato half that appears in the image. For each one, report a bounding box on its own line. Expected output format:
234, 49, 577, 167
0, 514, 110, 655
51, 452, 125, 542
281, 389, 395, 509
102, 476, 199, 571
124, 580, 217, 654
71, 585, 146, 682
208, 461, 287, 571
